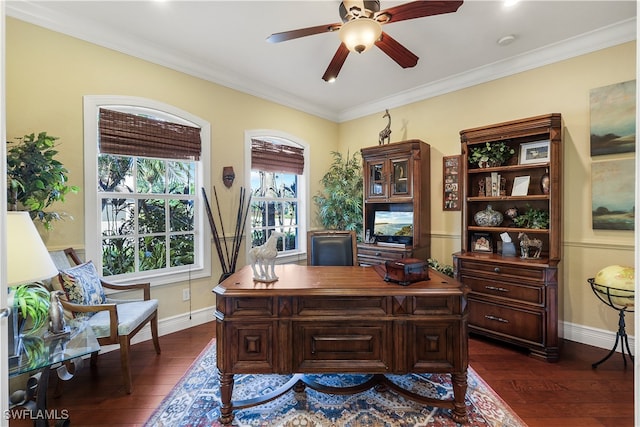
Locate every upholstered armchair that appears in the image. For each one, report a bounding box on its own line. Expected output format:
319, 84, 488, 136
49, 248, 160, 394
306, 230, 357, 266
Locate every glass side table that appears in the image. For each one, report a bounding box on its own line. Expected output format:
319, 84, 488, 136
588, 278, 634, 368
8, 320, 100, 427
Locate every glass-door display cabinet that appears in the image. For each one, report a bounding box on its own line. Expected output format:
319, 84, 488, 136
359, 140, 430, 266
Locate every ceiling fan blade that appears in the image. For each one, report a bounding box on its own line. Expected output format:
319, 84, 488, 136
375, 32, 418, 68
267, 23, 341, 43
376, 1, 463, 24
322, 44, 350, 82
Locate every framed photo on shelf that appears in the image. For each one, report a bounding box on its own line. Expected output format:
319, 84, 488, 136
443, 155, 461, 211
471, 232, 493, 253
519, 140, 550, 164
511, 176, 531, 196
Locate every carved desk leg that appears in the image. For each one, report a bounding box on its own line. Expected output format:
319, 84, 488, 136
218, 370, 235, 425
451, 371, 468, 423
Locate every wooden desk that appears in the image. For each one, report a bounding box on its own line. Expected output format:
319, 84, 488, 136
213, 265, 469, 424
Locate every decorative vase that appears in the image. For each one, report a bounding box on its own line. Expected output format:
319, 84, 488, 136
474, 205, 504, 227
540, 169, 550, 194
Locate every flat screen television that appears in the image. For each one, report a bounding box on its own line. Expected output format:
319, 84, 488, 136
373, 210, 413, 245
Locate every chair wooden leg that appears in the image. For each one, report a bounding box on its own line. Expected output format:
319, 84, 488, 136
120, 335, 133, 394
151, 312, 161, 355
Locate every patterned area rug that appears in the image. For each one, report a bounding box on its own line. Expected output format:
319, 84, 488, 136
145, 340, 527, 427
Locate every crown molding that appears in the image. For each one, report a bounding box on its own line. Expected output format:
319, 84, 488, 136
338, 17, 637, 122
6, 2, 636, 124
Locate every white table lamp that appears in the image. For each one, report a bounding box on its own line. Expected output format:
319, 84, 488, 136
7, 211, 58, 285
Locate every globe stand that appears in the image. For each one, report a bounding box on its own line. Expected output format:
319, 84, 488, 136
588, 278, 634, 368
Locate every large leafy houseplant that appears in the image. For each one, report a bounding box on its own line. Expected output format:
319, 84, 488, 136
6, 132, 79, 230
313, 151, 363, 237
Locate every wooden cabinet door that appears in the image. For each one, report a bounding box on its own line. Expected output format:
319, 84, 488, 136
389, 156, 412, 199
365, 157, 387, 199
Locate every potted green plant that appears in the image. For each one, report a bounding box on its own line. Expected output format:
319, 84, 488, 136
6, 131, 79, 230
10, 283, 51, 335
313, 151, 363, 237
512, 206, 549, 229
468, 141, 515, 168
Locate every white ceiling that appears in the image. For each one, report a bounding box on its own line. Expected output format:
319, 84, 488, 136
6, 1, 637, 122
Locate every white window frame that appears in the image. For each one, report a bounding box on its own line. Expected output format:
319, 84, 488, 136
244, 130, 309, 264
83, 95, 211, 286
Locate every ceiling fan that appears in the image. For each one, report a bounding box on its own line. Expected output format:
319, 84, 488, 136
266, 1, 464, 82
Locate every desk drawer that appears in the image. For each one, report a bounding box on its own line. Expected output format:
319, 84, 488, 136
293, 322, 390, 372
218, 297, 273, 317
468, 299, 543, 344
462, 276, 543, 305
296, 296, 388, 316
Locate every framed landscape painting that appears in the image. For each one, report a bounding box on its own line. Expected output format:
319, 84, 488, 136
591, 158, 634, 230
590, 80, 636, 156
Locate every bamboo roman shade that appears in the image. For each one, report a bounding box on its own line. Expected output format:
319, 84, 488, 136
99, 108, 201, 160
251, 139, 304, 175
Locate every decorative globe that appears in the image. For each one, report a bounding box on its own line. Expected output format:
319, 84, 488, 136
592, 265, 635, 309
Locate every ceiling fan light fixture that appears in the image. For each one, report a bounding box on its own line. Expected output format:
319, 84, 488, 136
339, 18, 382, 54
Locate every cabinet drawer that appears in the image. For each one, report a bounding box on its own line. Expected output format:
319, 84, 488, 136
461, 275, 543, 305
358, 247, 409, 260
459, 259, 544, 282
468, 299, 543, 344
293, 322, 390, 372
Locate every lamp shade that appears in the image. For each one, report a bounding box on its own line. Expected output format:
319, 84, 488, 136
339, 18, 382, 54
7, 212, 58, 285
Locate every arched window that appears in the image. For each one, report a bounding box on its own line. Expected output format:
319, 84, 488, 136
84, 96, 211, 285
245, 130, 309, 263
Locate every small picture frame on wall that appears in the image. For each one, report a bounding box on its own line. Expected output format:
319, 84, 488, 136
471, 232, 493, 253
443, 155, 461, 211
519, 140, 550, 165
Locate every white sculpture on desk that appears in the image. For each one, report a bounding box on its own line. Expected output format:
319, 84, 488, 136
248, 232, 285, 282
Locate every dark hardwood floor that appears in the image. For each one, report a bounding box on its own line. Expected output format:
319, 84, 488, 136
9, 322, 634, 426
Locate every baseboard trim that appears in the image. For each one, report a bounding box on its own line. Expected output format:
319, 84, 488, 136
562, 320, 635, 352
101, 307, 635, 356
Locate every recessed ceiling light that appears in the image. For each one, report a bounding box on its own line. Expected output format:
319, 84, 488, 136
504, 0, 520, 7
497, 35, 516, 46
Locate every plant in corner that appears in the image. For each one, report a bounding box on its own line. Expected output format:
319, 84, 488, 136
427, 258, 455, 278
6, 131, 79, 230
313, 151, 363, 238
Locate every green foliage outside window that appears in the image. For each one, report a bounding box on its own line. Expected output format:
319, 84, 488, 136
98, 154, 195, 276
251, 171, 299, 251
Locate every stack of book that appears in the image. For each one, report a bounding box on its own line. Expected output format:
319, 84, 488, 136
484, 172, 506, 197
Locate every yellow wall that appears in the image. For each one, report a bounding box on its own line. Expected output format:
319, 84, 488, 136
338, 42, 636, 336
5, 18, 338, 320
6, 18, 636, 337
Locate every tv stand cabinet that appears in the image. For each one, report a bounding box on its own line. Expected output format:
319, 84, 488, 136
358, 140, 431, 266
